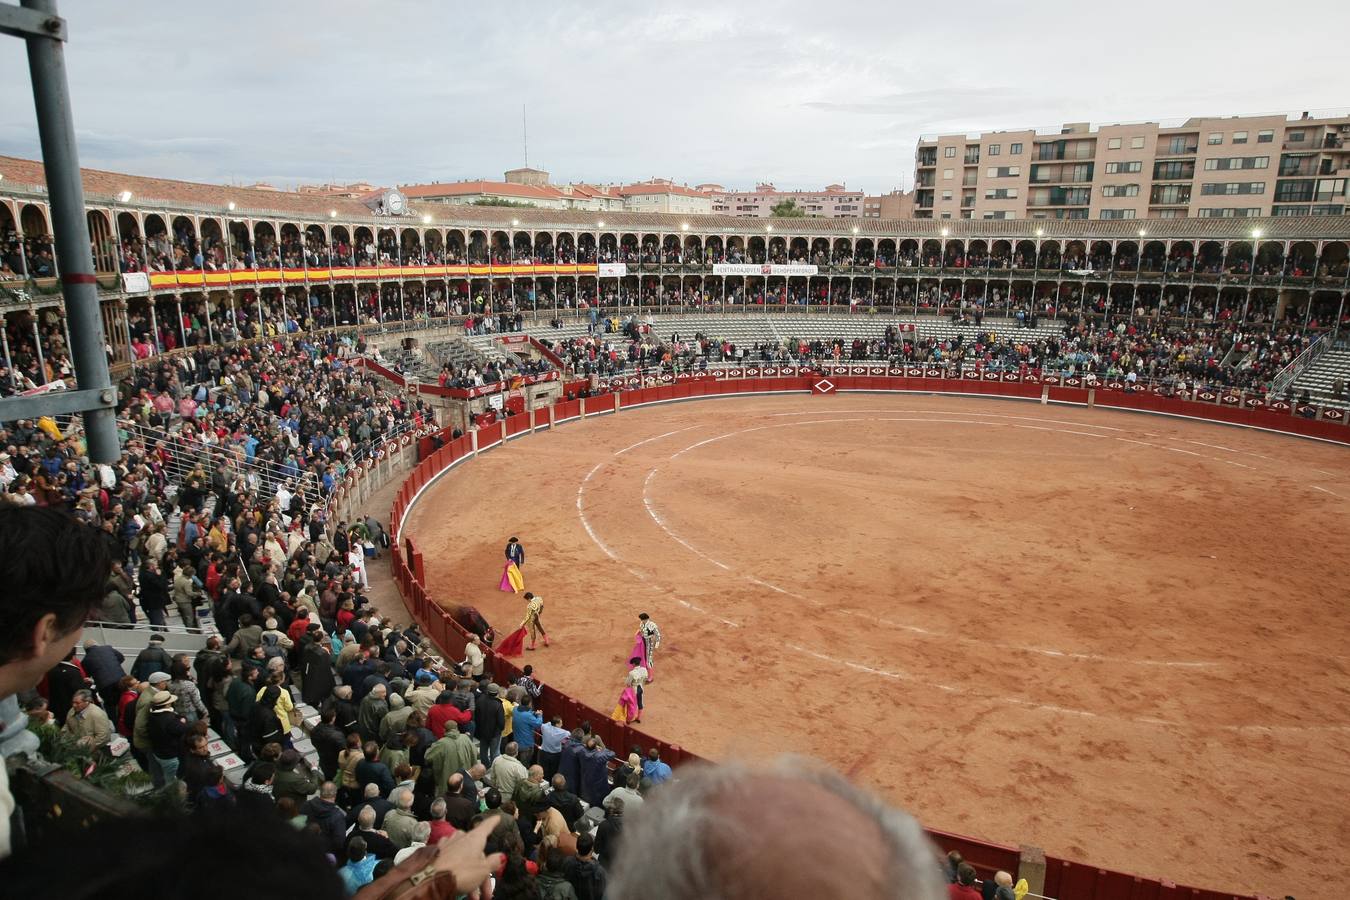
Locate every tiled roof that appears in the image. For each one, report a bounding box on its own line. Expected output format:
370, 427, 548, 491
0, 155, 376, 218
400, 180, 565, 201
619, 182, 709, 198
562, 183, 622, 199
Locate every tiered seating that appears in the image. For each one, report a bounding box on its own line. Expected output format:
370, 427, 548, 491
1290, 346, 1350, 408
528, 314, 1062, 365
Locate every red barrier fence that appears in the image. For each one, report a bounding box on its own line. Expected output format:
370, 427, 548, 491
388, 375, 1281, 899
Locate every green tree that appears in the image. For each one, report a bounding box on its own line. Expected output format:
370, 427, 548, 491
769, 199, 806, 217
470, 197, 536, 208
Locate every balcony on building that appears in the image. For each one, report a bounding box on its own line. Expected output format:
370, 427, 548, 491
1280, 156, 1317, 177
1158, 137, 1198, 157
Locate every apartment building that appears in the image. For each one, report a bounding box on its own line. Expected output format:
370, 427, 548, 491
700, 182, 864, 217
400, 170, 625, 212
618, 179, 714, 215
914, 112, 1350, 221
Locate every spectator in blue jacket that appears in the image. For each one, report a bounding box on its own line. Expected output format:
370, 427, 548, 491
511, 696, 544, 767
642, 747, 672, 786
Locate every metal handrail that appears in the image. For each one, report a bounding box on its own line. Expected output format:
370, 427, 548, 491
1270, 334, 1327, 397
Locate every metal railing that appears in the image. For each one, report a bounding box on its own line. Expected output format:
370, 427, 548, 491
1270, 334, 1327, 397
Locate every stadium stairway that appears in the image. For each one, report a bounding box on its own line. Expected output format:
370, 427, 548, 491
1289, 346, 1350, 409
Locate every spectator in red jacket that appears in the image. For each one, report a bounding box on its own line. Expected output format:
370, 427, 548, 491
427, 690, 472, 739
949, 863, 982, 899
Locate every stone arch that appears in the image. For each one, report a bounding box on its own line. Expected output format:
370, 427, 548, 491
86, 209, 115, 272
199, 217, 224, 270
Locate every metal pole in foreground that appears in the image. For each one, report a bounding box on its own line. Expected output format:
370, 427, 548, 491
17, 0, 119, 461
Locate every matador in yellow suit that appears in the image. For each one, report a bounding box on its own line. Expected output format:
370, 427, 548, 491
523, 591, 550, 650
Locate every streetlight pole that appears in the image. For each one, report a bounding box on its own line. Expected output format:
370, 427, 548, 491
0, 0, 119, 460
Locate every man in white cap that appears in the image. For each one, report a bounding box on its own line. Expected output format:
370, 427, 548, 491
146, 689, 188, 787
132, 671, 173, 769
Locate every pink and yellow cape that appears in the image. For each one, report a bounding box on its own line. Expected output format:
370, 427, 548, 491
611, 685, 640, 724
498, 561, 524, 593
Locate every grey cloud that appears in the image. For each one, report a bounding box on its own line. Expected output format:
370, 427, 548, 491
0, 0, 1347, 196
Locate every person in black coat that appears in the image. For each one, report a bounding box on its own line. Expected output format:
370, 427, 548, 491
80, 641, 126, 713
329, 686, 358, 738
130, 635, 173, 682
300, 782, 348, 857
309, 707, 346, 781
46, 651, 87, 726
299, 636, 336, 708
547, 774, 585, 829
137, 560, 171, 628
473, 683, 505, 766
250, 685, 286, 753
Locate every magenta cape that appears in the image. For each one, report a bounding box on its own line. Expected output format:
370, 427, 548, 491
630, 633, 652, 672
498, 561, 524, 593
612, 685, 639, 724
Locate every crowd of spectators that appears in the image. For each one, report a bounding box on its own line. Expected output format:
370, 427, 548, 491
537, 310, 1318, 396
4, 503, 1031, 900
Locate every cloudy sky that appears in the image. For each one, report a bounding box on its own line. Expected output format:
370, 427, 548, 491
2, 0, 1348, 196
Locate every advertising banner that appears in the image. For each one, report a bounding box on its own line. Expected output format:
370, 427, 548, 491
120, 272, 150, 293
712, 264, 819, 276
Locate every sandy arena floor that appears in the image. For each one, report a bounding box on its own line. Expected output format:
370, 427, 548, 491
403, 393, 1350, 897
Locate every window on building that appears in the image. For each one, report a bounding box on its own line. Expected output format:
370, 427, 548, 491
1257, 129, 1275, 143
1107, 137, 1122, 150
982, 211, 1011, 220
1315, 178, 1347, 201
1311, 204, 1346, 215
1150, 184, 1192, 205
1200, 182, 1266, 196
1197, 207, 1261, 218
1164, 136, 1195, 155
988, 144, 1001, 156
1010, 142, 1023, 155
1100, 209, 1136, 219
943, 169, 954, 180
1104, 161, 1142, 174
1203, 156, 1269, 171
1207, 133, 1224, 145
944, 146, 956, 158
1131, 136, 1146, 149
985, 166, 1020, 178
1233, 131, 1248, 144
983, 188, 1019, 199
1288, 131, 1305, 142
941, 190, 953, 200
1101, 184, 1140, 197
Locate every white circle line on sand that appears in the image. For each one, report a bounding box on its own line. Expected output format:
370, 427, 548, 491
767, 407, 1126, 431
560, 404, 1346, 731
638, 415, 1221, 669
786, 643, 1350, 734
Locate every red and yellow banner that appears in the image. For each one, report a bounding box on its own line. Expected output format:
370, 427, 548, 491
145, 262, 601, 290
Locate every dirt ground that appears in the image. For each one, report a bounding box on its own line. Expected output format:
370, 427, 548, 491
403, 393, 1350, 898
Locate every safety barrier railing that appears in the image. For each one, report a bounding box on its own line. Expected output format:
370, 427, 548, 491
385, 374, 1290, 899
582, 361, 1350, 428
1269, 334, 1327, 398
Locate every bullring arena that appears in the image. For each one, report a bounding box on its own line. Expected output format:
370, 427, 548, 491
402, 388, 1350, 899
